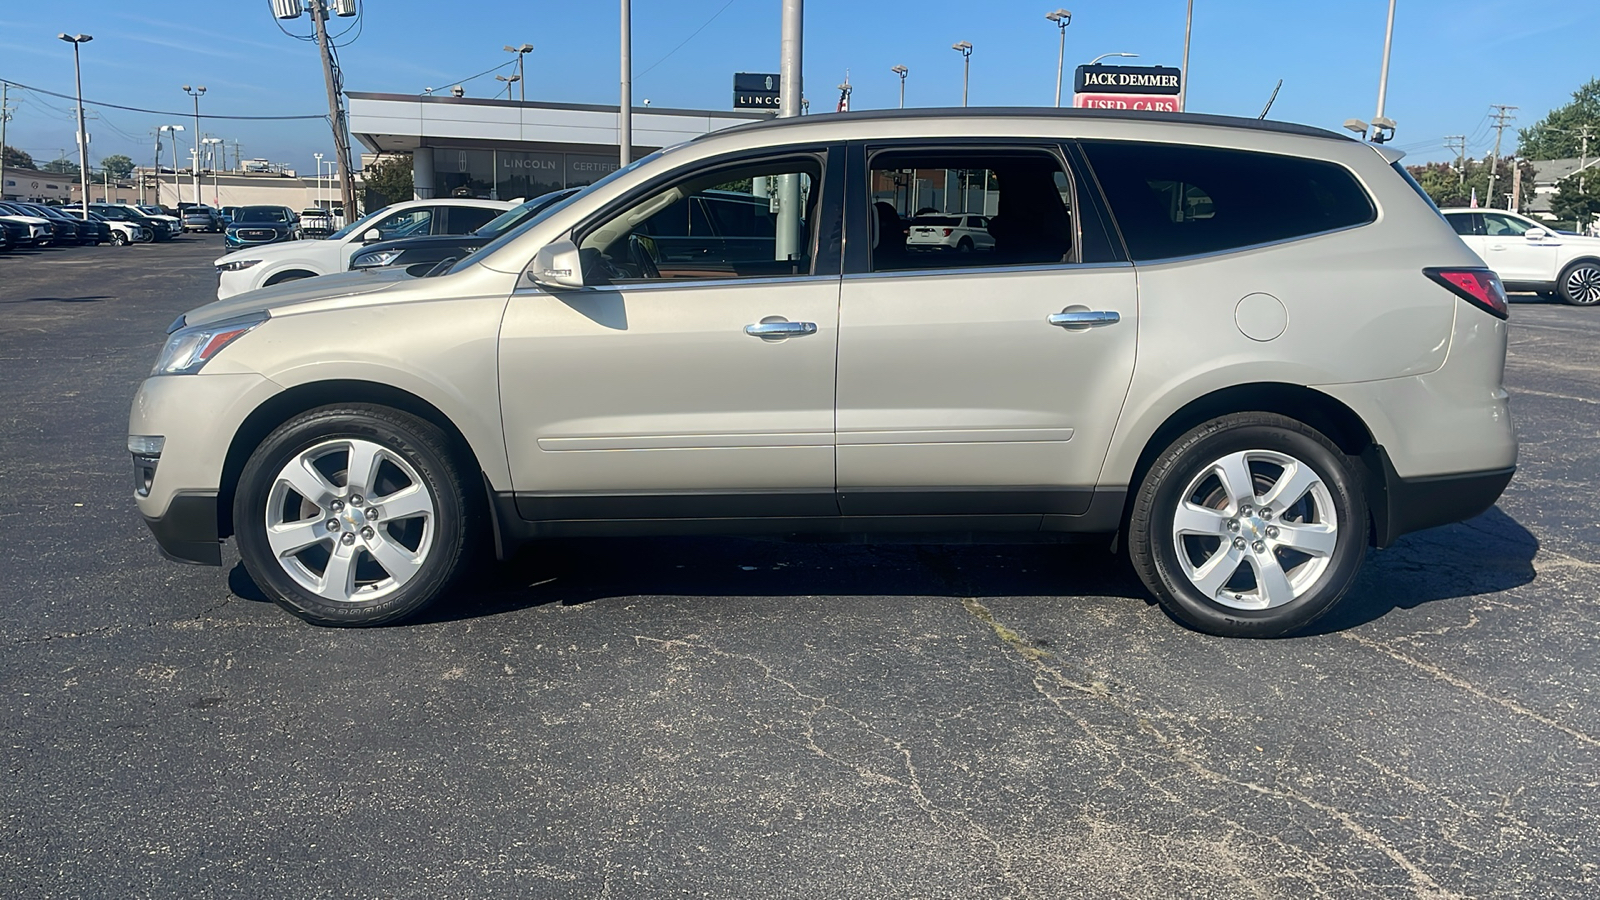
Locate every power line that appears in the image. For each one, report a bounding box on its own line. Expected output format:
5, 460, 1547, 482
638, 0, 740, 80
0, 77, 327, 121
429, 59, 517, 94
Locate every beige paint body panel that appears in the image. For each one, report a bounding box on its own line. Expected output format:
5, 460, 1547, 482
835, 265, 1137, 489
129, 373, 282, 518
499, 279, 841, 493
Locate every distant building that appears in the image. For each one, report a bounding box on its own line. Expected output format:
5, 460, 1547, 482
1525, 157, 1600, 219
1, 166, 81, 203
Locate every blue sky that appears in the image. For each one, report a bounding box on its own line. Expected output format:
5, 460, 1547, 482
2, 0, 1597, 177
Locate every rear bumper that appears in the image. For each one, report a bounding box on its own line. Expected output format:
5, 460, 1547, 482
1366, 445, 1514, 547
143, 491, 222, 566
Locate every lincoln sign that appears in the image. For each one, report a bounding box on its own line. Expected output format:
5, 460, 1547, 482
1072, 64, 1183, 113
733, 72, 781, 110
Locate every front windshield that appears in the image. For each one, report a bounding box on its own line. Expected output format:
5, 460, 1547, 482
236, 207, 290, 224
329, 205, 393, 241
439, 151, 664, 276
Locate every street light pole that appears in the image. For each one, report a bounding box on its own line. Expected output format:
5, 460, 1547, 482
952, 41, 973, 107
58, 33, 93, 219
164, 125, 184, 209
1179, 0, 1193, 111
503, 44, 533, 103
1046, 10, 1071, 108
203, 137, 222, 207
891, 65, 907, 108
1372, 0, 1398, 141
619, 0, 632, 166
182, 85, 206, 205
776, 0, 803, 261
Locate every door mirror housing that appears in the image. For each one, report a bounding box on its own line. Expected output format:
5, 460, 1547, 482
362, 228, 383, 243
1524, 227, 1550, 240
529, 238, 587, 290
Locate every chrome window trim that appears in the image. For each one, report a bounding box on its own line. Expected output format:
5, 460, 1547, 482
842, 260, 1133, 282
513, 273, 839, 295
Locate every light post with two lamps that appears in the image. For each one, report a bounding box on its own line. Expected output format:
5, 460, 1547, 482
58, 33, 92, 220
495, 73, 522, 99
503, 44, 533, 102
1045, 10, 1071, 108
158, 124, 184, 209
951, 41, 973, 107
182, 85, 206, 205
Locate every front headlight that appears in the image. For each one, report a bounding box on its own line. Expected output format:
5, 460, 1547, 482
216, 258, 262, 272
352, 249, 404, 269
151, 312, 268, 376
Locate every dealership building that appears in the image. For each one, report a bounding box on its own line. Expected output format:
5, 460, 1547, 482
346, 92, 770, 202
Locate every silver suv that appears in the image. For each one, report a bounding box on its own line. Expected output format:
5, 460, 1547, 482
129, 109, 1516, 637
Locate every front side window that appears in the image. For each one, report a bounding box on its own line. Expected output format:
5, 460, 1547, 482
868, 148, 1076, 271
577, 155, 821, 281
1482, 213, 1531, 237
1082, 141, 1376, 261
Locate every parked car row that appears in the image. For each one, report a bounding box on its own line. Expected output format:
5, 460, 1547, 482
0, 200, 178, 249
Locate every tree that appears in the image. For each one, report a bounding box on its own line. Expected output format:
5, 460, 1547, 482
2, 145, 34, 169
1550, 174, 1600, 225
41, 158, 80, 176
101, 154, 135, 179
1517, 78, 1600, 160
361, 155, 414, 207
1406, 156, 1534, 209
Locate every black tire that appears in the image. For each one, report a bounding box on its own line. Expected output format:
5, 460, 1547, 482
957, 237, 974, 252
111, 231, 128, 246
1557, 260, 1600, 306
1127, 412, 1367, 638
234, 404, 480, 626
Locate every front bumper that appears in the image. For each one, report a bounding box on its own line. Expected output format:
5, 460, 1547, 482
143, 491, 221, 565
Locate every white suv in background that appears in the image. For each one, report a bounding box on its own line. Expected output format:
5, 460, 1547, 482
213, 198, 512, 299
1443, 208, 1600, 305
906, 213, 996, 252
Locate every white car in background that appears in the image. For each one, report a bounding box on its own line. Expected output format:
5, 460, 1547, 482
906, 213, 996, 252
93, 214, 148, 246
212, 198, 512, 299
1442, 207, 1600, 305
0, 206, 53, 246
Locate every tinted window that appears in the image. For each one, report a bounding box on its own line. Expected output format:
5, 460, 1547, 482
1482, 213, 1530, 237
1082, 142, 1375, 261
1445, 213, 1482, 237
237, 207, 290, 223
446, 206, 500, 234
868, 148, 1076, 271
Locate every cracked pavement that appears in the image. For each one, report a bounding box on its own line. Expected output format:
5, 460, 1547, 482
2, 240, 1597, 898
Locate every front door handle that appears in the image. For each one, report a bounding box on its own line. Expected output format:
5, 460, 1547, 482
745, 320, 818, 338
1048, 310, 1120, 329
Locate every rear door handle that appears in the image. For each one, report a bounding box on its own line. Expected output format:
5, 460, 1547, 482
1048, 310, 1120, 328
744, 321, 818, 338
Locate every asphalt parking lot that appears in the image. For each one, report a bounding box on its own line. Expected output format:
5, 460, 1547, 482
2, 237, 1597, 898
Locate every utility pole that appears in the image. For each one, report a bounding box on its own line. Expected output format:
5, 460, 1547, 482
1579, 125, 1592, 193
0, 83, 12, 203
1511, 157, 1523, 212
309, 0, 358, 221
1486, 104, 1517, 210
1179, 0, 1193, 111
1444, 135, 1467, 186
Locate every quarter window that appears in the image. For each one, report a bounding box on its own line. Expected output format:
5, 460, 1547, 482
578, 156, 821, 281
1082, 142, 1376, 261
868, 148, 1076, 271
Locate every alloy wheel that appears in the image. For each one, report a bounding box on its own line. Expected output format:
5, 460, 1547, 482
1171, 449, 1338, 610
263, 438, 437, 603
1564, 264, 1600, 305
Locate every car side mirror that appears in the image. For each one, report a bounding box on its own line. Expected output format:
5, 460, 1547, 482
529, 238, 586, 290
362, 228, 382, 243
1524, 227, 1550, 240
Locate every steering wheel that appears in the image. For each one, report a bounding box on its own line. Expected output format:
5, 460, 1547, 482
627, 234, 661, 280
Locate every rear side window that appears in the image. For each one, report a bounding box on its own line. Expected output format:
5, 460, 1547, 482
1082, 141, 1375, 261
1445, 213, 1482, 236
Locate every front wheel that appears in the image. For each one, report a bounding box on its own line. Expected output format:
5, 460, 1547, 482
1558, 261, 1600, 306
234, 404, 479, 626
111, 231, 128, 246
1128, 412, 1367, 638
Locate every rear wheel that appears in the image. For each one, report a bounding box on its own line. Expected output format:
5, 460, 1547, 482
1128, 412, 1367, 638
234, 405, 479, 626
111, 231, 128, 246
1558, 260, 1600, 306
957, 237, 974, 252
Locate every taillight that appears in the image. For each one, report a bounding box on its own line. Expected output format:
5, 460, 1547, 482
1423, 267, 1508, 320
942, 228, 953, 237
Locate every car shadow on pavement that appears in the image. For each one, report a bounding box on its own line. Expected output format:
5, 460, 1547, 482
222, 505, 1538, 634
1299, 505, 1537, 635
